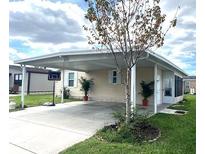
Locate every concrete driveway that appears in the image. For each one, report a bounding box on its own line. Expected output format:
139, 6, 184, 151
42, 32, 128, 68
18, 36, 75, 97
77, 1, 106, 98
9, 101, 124, 154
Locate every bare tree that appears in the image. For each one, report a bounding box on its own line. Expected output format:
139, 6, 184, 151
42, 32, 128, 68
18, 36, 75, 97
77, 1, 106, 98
84, 0, 177, 123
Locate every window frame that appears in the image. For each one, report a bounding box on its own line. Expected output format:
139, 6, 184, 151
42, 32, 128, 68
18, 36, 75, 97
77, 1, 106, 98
112, 70, 117, 84
14, 73, 22, 86
175, 75, 183, 97
68, 72, 75, 87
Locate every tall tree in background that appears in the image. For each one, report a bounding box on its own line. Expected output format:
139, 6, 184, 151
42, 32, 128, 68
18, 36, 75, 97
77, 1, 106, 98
84, 0, 177, 123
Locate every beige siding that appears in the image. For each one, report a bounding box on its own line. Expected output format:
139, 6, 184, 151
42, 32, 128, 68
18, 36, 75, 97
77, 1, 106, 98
86, 69, 126, 102
55, 80, 62, 97
66, 71, 87, 98
56, 67, 155, 103
29, 73, 53, 92
136, 67, 154, 105
55, 70, 86, 99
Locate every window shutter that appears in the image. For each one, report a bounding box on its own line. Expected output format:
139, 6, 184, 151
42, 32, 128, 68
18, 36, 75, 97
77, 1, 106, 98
74, 72, 78, 87
117, 71, 121, 84
108, 70, 112, 84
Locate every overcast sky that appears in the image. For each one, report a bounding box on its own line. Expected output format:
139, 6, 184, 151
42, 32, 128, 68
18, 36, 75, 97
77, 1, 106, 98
9, 0, 196, 75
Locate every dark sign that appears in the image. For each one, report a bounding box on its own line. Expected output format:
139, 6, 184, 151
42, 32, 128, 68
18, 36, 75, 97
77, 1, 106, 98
48, 71, 61, 81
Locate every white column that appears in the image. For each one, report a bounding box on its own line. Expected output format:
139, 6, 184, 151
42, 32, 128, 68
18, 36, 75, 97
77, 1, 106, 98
131, 64, 137, 111
21, 65, 26, 109
61, 59, 65, 103
61, 69, 64, 103
154, 64, 158, 114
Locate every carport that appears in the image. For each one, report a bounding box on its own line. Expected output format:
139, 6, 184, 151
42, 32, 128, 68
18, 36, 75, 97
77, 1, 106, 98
15, 50, 142, 108
15, 49, 186, 113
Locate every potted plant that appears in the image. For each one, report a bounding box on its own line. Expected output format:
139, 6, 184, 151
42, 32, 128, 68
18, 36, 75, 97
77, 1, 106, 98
139, 81, 154, 106
79, 77, 94, 101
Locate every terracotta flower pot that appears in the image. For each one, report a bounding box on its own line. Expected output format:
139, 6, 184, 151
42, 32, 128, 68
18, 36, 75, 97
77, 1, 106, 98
83, 96, 88, 101
142, 99, 148, 106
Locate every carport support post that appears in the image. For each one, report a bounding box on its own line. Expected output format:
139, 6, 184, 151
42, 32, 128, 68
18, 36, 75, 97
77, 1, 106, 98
154, 64, 158, 114
21, 65, 26, 109
131, 64, 137, 111
61, 68, 64, 103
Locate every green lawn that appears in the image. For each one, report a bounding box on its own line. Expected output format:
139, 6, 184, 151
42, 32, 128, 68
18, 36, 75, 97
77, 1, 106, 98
60, 95, 196, 154
9, 94, 81, 110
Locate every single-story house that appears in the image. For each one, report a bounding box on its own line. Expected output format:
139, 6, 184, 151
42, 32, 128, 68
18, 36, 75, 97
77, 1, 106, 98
14, 49, 187, 112
183, 76, 196, 94
9, 65, 53, 94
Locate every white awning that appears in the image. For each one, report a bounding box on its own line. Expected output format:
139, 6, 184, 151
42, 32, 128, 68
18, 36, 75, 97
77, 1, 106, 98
15, 49, 187, 76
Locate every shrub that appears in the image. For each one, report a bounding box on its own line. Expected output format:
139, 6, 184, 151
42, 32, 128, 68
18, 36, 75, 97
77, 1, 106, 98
63, 87, 70, 99
99, 108, 159, 143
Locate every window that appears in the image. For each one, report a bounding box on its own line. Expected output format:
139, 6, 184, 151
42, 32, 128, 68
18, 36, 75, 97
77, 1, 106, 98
175, 75, 183, 97
68, 72, 74, 87
108, 70, 121, 85
14, 74, 22, 86
112, 71, 117, 84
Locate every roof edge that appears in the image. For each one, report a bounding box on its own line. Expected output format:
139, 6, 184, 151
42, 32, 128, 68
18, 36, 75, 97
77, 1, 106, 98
14, 49, 188, 76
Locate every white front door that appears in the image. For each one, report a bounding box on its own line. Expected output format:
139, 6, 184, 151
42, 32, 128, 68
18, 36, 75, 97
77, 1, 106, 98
162, 71, 174, 103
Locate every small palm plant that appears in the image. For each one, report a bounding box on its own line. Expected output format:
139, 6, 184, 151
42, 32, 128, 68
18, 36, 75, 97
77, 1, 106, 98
79, 77, 94, 101
139, 81, 154, 106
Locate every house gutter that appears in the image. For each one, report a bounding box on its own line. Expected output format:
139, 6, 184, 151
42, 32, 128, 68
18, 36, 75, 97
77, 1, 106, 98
138, 52, 150, 60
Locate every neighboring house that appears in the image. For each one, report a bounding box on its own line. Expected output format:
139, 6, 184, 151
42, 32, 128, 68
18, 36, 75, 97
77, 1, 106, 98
15, 50, 187, 113
183, 76, 196, 94
9, 65, 53, 94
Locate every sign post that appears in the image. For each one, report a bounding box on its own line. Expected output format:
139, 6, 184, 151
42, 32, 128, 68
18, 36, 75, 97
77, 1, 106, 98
52, 80, 55, 106
48, 71, 61, 106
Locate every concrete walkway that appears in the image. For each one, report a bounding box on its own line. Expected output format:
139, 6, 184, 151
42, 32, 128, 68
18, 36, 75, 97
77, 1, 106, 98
9, 101, 124, 154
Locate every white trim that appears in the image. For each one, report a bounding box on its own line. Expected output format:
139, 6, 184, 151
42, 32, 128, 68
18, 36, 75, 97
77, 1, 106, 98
14, 49, 187, 76
108, 69, 122, 85
154, 64, 158, 113
14, 49, 110, 64
74, 72, 78, 88
131, 64, 137, 110
68, 71, 75, 87
112, 70, 117, 84
148, 51, 187, 76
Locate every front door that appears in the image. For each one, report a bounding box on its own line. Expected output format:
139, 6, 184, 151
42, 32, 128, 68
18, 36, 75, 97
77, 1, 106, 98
162, 71, 174, 103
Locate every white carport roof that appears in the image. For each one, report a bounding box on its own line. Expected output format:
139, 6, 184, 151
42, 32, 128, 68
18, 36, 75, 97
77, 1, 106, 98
14, 49, 187, 76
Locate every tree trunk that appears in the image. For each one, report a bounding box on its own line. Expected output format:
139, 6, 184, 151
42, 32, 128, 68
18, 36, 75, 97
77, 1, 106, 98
125, 67, 131, 123
85, 91, 88, 97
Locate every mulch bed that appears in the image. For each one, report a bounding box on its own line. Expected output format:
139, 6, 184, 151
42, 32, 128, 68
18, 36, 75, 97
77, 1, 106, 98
101, 123, 160, 143
132, 123, 160, 142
